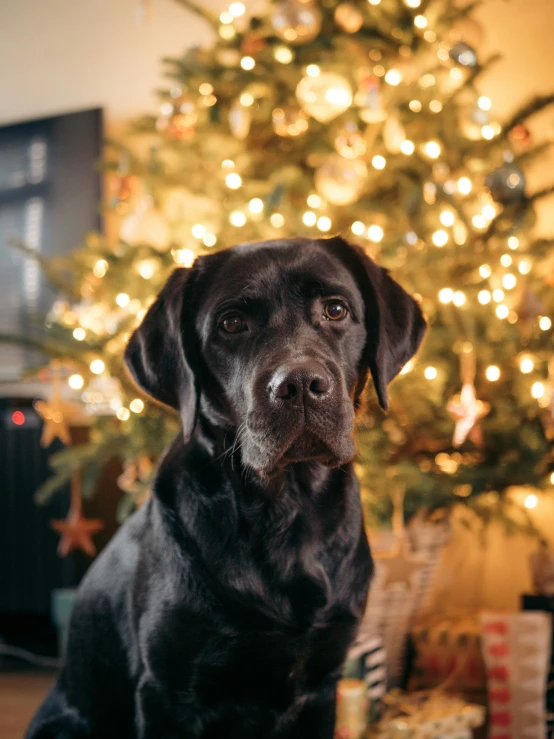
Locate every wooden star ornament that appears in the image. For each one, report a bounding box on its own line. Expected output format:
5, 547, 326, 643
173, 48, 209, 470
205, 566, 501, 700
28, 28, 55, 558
50, 478, 104, 557
374, 537, 427, 590
447, 383, 490, 447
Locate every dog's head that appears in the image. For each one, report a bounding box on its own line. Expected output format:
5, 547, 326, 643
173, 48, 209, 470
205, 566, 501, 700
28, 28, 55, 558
124, 237, 426, 477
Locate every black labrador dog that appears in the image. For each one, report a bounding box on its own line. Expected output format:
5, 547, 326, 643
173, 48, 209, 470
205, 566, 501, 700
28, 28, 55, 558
27, 236, 425, 739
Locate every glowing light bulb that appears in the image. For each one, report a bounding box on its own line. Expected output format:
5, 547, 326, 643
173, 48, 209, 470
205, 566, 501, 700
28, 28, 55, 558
400, 140, 415, 155
240, 56, 255, 71
424, 366, 437, 380
524, 493, 538, 509
90, 359, 105, 375
274, 46, 293, 64
424, 141, 441, 159
520, 356, 534, 374
249, 198, 264, 214
453, 291, 466, 307
457, 177, 472, 195
372, 155, 386, 169
93, 259, 108, 278
303, 211, 317, 226
270, 213, 284, 228
68, 374, 84, 390
199, 83, 213, 95
478, 290, 491, 305
420, 74, 435, 88
385, 69, 403, 86
479, 264, 492, 279
414, 15, 428, 28
306, 64, 320, 77
367, 225, 384, 242
429, 100, 443, 113
191, 224, 206, 239
404, 0, 421, 6
137, 259, 157, 279
500, 254, 512, 267
409, 100, 422, 112
439, 288, 454, 304
550, 472, 554, 485
508, 236, 520, 250
496, 305, 509, 319
539, 316, 552, 331
492, 289, 505, 303
481, 125, 495, 140
532, 382, 545, 399
307, 194, 321, 208
219, 11, 233, 23
229, 2, 245, 16
478, 96, 492, 111
486, 365, 500, 381
368, 0, 381, 4
73, 328, 86, 341
230, 211, 246, 227
219, 25, 235, 39
472, 215, 486, 229
222, 159, 235, 169
317, 216, 332, 232
482, 204, 496, 220
130, 398, 145, 413
518, 260, 531, 275
203, 234, 217, 248
450, 68, 463, 81
351, 221, 365, 236
240, 92, 254, 107
117, 407, 130, 421
116, 293, 130, 308
226, 173, 242, 189
432, 229, 448, 247
400, 358, 415, 375
440, 210, 455, 227
502, 274, 517, 290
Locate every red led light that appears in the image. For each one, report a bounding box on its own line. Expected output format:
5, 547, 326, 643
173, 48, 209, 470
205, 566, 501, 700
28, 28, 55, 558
12, 410, 25, 426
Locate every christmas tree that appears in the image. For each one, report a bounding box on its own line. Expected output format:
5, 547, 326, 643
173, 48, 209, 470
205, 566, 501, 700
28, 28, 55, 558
7, 0, 554, 527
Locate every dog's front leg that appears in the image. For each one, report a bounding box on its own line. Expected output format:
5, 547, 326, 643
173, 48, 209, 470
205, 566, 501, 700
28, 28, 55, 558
135, 675, 201, 739
287, 683, 337, 739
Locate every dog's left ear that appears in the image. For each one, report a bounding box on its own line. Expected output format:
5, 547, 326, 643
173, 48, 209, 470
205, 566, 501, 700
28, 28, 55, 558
323, 237, 427, 410
124, 267, 199, 440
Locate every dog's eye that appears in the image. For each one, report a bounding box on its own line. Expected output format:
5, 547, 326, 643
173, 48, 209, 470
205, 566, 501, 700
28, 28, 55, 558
323, 301, 348, 321
221, 314, 247, 334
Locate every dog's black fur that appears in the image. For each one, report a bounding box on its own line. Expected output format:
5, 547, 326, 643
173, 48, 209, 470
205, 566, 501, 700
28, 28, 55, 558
27, 237, 425, 739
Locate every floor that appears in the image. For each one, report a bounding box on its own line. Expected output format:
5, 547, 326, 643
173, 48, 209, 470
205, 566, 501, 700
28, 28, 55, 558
0, 671, 55, 739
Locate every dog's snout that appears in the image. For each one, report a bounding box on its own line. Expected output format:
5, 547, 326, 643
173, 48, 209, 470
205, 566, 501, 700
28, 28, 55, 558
271, 362, 332, 408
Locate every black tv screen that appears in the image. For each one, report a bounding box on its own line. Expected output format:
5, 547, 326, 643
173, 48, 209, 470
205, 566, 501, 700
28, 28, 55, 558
0, 108, 103, 388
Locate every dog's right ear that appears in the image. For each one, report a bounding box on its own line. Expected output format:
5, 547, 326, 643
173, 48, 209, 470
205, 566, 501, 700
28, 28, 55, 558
124, 268, 198, 441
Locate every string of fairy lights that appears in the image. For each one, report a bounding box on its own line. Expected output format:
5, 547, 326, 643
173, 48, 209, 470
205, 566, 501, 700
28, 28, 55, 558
42, 0, 553, 505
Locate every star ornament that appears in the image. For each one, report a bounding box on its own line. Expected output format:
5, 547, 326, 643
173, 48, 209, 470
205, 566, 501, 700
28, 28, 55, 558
447, 383, 490, 448
374, 538, 427, 590
34, 397, 75, 447
50, 505, 104, 557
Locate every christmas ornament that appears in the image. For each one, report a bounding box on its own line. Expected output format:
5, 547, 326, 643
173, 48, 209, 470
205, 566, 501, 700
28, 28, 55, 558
120, 197, 171, 250
50, 477, 104, 557
229, 101, 252, 139
355, 75, 386, 124
334, 122, 367, 159
156, 93, 198, 140
449, 41, 477, 67
382, 115, 406, 154
315, 154, 368, 206
485, 161, 526, 204
270, 0, 322, 44
34, 373, 81, 447
334, 3, 363, 33
296, 72, 353, 123
447, 383, 490, 447
510, 124, 532, 149
272, 106, 309, 137
375, 537, 427, 589
117, 455, 154, 497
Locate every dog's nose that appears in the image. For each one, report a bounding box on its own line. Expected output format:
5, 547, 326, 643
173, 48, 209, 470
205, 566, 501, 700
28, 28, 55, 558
271, 362, 332, 408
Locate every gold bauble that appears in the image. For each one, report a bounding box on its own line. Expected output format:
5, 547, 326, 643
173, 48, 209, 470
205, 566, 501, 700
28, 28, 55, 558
334, 3, 363, 33
315, 154, 368, 206
271, 0, 322, 45
296, 73, 353, 123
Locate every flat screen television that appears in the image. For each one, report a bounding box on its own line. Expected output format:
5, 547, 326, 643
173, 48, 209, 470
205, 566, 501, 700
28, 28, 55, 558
0, 108, 103, 391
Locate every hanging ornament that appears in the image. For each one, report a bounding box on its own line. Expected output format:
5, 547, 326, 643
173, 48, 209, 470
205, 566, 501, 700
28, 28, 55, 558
355, 74, 386, 124
449, 42, 478, 67
485, 161, 526, 204
270, 0, 322, 44
315, 154, 368, 206
447, 384, 490, 447
34, 370, 82, 447
241, 33, 266, 55
334, 122, 367, 159
117, 455, 154, 498
383, 115, 406, 154
229, 101, 252, 140
510, 124, 532, 150
120, 197, 171, 251
296, 72, 353, 123
375, 537, 428, 589
272, 106, 309, 137
50, 477, 104, 557
156, 92, 198, 140
334, 3, 363, 33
